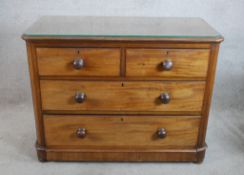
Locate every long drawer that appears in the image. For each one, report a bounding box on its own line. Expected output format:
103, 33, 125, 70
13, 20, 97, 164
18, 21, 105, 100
36, 48, 121, 76
40, 80, 205, 114
44, 115, 200, 149
126, 49, 210, 79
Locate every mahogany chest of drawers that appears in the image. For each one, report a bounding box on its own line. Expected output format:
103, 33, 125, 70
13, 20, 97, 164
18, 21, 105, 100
22, 16, 223, 162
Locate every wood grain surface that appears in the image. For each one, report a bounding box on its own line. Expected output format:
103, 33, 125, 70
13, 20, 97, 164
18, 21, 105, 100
126, 49, 210, 78
23, 37, 222, 162
44, 115, 200, 149
45, 151, 202, 162
37, 48, 121, 76
40, 80, 205, 113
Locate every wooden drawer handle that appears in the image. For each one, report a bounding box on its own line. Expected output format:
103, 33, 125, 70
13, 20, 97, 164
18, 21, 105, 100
157, 128, 167, 138
161, 59, 173, 70
74, 92, 86, 103
160, 93, 170, 104
76, 128, 86, 138
73, 58, 84, 69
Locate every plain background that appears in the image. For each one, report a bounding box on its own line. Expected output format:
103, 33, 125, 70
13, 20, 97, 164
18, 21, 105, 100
0, 0, 244, 174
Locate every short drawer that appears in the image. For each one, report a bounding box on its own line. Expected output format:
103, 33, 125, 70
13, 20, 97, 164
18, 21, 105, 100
44, 115, 200, 149
126, 49, 210, 79
40, 80, 205, 114
36, 48, 121, 76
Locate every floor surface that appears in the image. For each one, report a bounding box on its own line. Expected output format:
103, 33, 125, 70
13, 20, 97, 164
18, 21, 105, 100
0, 103, 243, 175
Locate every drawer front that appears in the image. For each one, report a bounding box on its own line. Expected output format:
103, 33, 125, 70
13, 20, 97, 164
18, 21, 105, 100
41, 80, 205, 113
37, 48, 121, 76
44, 115, 200, 149
126, 49, 210, 79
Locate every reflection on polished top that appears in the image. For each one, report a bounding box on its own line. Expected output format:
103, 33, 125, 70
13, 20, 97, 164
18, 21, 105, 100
23, 16, 222, 39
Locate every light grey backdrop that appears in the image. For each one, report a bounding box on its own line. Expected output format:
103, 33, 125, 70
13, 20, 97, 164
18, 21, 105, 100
0, 0, 244, 175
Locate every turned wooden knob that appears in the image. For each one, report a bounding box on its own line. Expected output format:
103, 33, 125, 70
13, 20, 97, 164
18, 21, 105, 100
160, 93, 170, 104
157, 128, 167, 138
74, 92, 86, 103
76, 128, 86, 138
73, 58, 84, 69
161, 59, 173, 70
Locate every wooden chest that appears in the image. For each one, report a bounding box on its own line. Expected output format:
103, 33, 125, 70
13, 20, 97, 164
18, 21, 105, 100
22, 16, 223, 162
